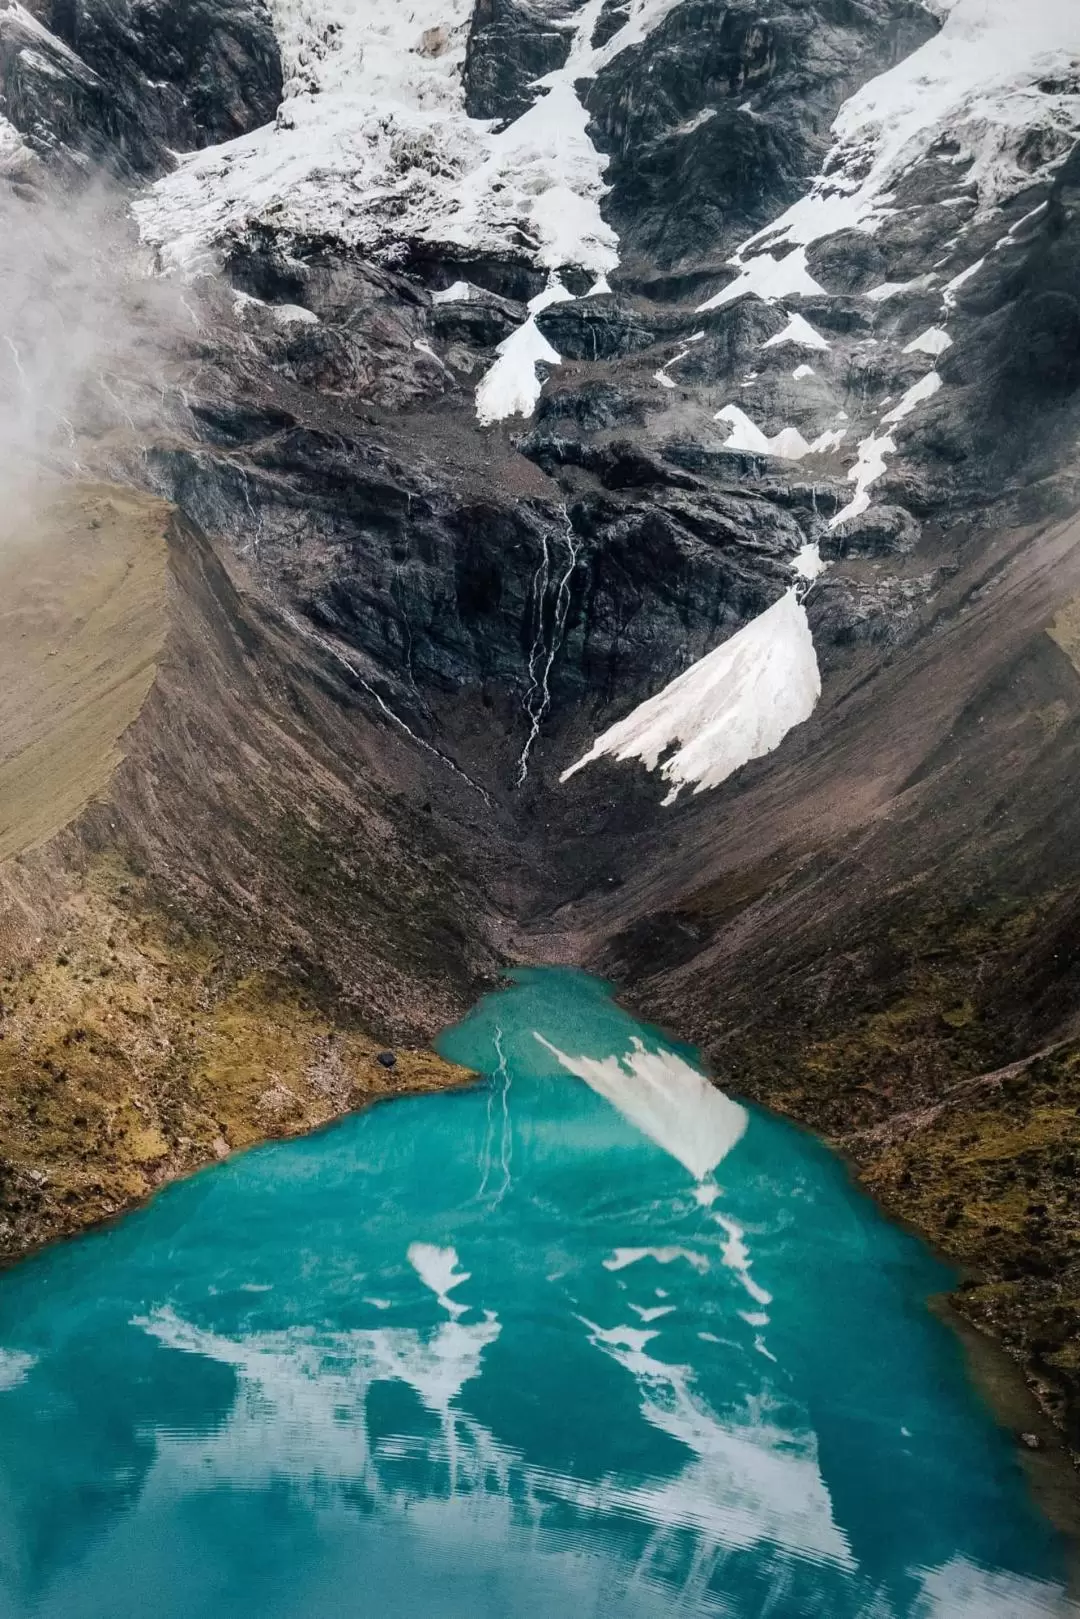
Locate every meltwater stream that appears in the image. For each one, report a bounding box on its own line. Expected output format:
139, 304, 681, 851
0, 968, 1075, 1619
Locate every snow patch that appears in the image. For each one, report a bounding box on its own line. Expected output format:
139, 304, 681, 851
881, 369, 942, 423
136, 0, 636, 282
730, 0, 1080, 275
829, 432, 896, 529
272, 303, 318, 326
696, 247, 824, 314
762, 312, 831, 352
943, 257, 987, 309
431, 280, 473, 304
476, 315, 560, 425
903, 325, 953, 356
561, 587, 822, 803
713, 405, 812, 462
809, 427, 847, 455
792, 541, 827, 581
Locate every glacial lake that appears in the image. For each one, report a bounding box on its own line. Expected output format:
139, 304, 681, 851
0, 967, 1074, 1618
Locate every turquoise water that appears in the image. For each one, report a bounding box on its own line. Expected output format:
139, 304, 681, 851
0, 967, 1074, 1619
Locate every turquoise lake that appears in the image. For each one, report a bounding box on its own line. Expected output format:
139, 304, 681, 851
0, 966, 1075, 1618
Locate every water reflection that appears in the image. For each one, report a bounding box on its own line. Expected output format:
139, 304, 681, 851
0, 968, 1074, 1619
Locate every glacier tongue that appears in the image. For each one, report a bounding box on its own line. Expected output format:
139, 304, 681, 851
136, 0, 624, 280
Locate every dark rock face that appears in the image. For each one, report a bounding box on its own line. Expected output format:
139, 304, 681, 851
585, 0, 936, 286
464, 0, 579, 123
1, 0, 281, 179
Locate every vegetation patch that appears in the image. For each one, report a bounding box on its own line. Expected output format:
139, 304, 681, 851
0, 857, 471, 1264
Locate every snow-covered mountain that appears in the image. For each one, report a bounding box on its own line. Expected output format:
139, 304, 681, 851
3, 0, 1080, 1462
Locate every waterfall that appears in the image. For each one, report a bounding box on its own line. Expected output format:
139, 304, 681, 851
477, 1025, 513, 1205
514, 507, 581, 786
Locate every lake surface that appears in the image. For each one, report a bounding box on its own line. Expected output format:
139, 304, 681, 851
0, 967, 1074, 1618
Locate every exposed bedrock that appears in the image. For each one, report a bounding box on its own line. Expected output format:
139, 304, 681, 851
584, 0, 937, 290
464, 0, 580, 124
0, 0, 282, 181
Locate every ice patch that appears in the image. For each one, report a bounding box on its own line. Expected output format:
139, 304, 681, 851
630, 1304, 677, 1323
535, 1034, 748, 1181
792, 363, 815, 380
561, 588, 821, 803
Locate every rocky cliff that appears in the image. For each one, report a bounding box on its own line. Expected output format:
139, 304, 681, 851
1, 0, 1080, 1470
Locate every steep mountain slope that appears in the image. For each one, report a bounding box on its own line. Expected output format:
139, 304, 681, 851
1, 0, 1080, 1466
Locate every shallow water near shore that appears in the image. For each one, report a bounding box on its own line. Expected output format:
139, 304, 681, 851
0, 966, 1074, 1618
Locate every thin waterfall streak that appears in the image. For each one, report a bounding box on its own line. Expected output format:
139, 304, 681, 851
279, 609, 492, 803
491, 1024, 512, 1206
3, 334, 26, 387
241, 469, 263, 559
522, 539, 550, 699
476, 1058, 497, 1199
97, 370, 135, 430
514, 509, 580, 786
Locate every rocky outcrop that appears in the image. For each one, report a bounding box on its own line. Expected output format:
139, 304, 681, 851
0, 0, 281, 180
584, 0, 936, 287
464, 0, 576, 123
